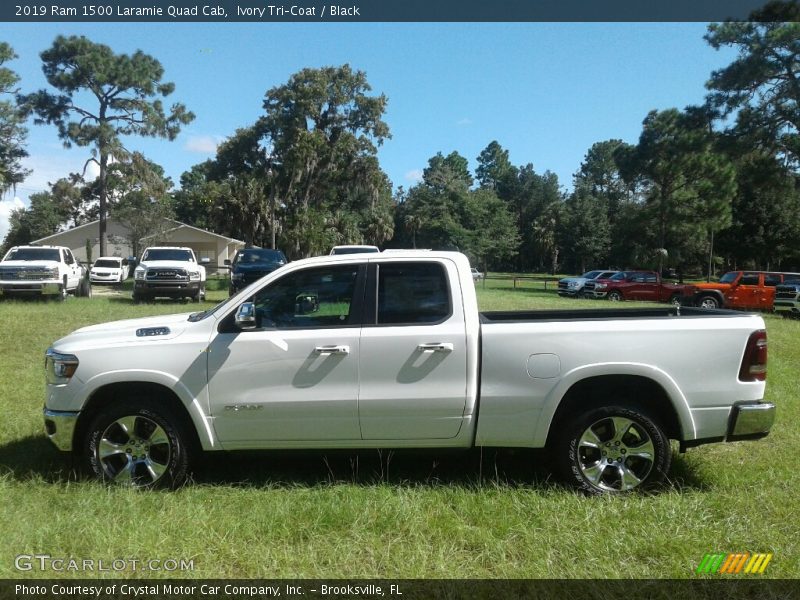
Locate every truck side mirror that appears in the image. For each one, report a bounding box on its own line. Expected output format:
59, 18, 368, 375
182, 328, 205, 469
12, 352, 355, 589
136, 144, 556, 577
235, 302, 257, 330
224, 259, 231, 266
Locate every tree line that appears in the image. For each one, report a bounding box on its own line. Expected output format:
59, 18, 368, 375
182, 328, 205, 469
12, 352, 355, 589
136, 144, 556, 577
2, 19, 800, 275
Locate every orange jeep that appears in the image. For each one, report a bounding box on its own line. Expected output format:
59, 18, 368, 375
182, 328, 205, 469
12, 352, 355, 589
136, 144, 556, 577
693, 271, 800, 310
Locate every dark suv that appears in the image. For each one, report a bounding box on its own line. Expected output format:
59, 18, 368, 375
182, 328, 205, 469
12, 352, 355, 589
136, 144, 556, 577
226, 248, 287, 296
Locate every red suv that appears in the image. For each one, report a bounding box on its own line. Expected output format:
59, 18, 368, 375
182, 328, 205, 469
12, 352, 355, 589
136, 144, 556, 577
693, 271, 800, 310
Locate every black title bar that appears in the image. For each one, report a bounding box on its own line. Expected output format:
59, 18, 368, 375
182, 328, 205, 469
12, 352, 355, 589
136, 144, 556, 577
0, 0, 791, 23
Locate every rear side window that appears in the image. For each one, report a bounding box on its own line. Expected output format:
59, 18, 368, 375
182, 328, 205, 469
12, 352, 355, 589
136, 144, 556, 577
377, 263, 451, 325
764, 274, 781, 287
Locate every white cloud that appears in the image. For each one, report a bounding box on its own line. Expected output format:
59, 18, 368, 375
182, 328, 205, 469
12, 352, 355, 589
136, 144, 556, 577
456, 118, 473, 127
0, 196, 25, 244
404, 169, 424, 183
184, 135, 223, 154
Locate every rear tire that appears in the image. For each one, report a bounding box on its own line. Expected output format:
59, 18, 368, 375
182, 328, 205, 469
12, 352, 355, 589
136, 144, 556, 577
554, 405, 671, 495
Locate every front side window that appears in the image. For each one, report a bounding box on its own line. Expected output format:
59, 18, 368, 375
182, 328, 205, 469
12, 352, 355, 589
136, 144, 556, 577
377, 262, 451, 325
740, 273, 759, 286
251, 265, 360, 329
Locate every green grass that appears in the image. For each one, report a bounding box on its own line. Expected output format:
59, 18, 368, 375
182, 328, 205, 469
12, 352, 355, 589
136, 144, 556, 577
0, 281, 798, 579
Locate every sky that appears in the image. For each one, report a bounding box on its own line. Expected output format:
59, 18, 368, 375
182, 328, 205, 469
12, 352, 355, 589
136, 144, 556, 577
0, 22, 738, 241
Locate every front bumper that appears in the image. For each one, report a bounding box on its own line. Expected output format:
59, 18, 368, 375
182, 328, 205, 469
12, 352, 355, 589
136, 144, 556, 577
43, 407, 80, 452
0, 281, 61, 296
727, 402, 776, 441
134, 280, 201, 298
90, 272, 120, 283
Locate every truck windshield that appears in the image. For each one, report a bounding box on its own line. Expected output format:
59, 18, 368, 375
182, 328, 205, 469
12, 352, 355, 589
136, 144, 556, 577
581, 270, 603, 278
234, 249, 286, 264
142, 249, 194, 262
94, 259, 121, 268
719, 272, 739, 283
3, 248, 61, 262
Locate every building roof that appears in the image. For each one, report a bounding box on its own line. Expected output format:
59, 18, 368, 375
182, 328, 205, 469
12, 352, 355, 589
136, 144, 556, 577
31, 217, 244, 246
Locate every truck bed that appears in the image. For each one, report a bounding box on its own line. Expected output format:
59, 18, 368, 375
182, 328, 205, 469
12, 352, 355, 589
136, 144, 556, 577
480, 306, 739, 323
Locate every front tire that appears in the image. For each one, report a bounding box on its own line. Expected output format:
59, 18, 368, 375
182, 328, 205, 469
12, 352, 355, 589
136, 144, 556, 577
607, 290, 623, 302
83, 400, 191, 489
554, 405, 671, 494
697, 294, 720, 309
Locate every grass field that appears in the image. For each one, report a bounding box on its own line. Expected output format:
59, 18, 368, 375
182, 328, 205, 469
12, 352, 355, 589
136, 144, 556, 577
0, 280, 797, 579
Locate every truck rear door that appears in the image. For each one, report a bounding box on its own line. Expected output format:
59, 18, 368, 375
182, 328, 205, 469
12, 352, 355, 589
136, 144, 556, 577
358, 259, 469, 440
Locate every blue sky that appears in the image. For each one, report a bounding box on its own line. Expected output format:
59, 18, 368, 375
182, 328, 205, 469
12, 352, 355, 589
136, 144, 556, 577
1, 22, 737, 238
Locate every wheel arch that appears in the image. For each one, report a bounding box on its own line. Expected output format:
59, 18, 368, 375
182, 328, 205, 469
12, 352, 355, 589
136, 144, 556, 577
73, 381, 213, 454
696, 290, 725, 308
541, 369, 693, 448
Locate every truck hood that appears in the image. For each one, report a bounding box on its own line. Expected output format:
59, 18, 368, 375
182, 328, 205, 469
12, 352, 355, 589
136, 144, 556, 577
0, 260, 61, 268
138, 260, 202, 271
694, 282, 732, 291
559, 276, 588, 285
52, 312, 196, 352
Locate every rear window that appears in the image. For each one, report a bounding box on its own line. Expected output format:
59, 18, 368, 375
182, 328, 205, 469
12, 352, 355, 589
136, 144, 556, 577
377, 262, 451, 325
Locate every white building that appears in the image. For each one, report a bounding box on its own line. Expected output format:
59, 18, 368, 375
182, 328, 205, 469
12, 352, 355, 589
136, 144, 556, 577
31, 218, 245, 268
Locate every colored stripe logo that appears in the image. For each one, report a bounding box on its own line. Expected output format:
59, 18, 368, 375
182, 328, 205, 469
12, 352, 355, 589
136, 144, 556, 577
696, 552, 773, 574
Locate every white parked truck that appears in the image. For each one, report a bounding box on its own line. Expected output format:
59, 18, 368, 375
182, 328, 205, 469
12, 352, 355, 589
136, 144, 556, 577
132, 246, 207, 303
0, 245, 88, 299
43, 252, 775, 493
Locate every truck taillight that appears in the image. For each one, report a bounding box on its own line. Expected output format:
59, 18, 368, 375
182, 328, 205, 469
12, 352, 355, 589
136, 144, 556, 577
739, 330, 767, 382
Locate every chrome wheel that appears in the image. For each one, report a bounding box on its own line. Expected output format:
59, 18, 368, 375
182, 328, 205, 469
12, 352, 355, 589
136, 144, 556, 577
608, 290, 623, 302
699, 296, 719, 309
576, 416, 656, 492
96, 414, 171, 486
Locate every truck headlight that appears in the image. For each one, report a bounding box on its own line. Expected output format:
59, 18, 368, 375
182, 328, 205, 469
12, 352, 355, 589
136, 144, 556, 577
231, 272, 243, 281
568, 281, 580, 288
189, 271, 201, 281
44, 267, 59, 279
134, 269, 145, 280
45, 349, 79, 384
595, 283, 607, 289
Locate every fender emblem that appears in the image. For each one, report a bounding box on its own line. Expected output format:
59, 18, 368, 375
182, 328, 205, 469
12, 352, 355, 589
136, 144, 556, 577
224, 404, 262, 411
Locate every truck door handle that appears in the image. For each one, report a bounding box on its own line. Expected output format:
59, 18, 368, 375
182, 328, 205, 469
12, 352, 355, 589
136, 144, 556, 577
314, 345, 350, 355
417, 343, 454, 353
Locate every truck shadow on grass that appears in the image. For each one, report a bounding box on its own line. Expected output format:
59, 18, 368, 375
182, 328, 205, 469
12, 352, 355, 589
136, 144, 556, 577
0, 435, 710, 493
193, 447, 711, 492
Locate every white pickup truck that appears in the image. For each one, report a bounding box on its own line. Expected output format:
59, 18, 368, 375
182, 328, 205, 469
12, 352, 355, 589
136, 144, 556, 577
43, 252, 775, 493
132, 246, 208, 303
0, 245, 88, 299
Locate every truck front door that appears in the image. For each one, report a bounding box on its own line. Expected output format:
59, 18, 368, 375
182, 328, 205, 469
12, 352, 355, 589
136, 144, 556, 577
728, 272, 761, 309
208, 263, 366, 444
358, 260, 469, 440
